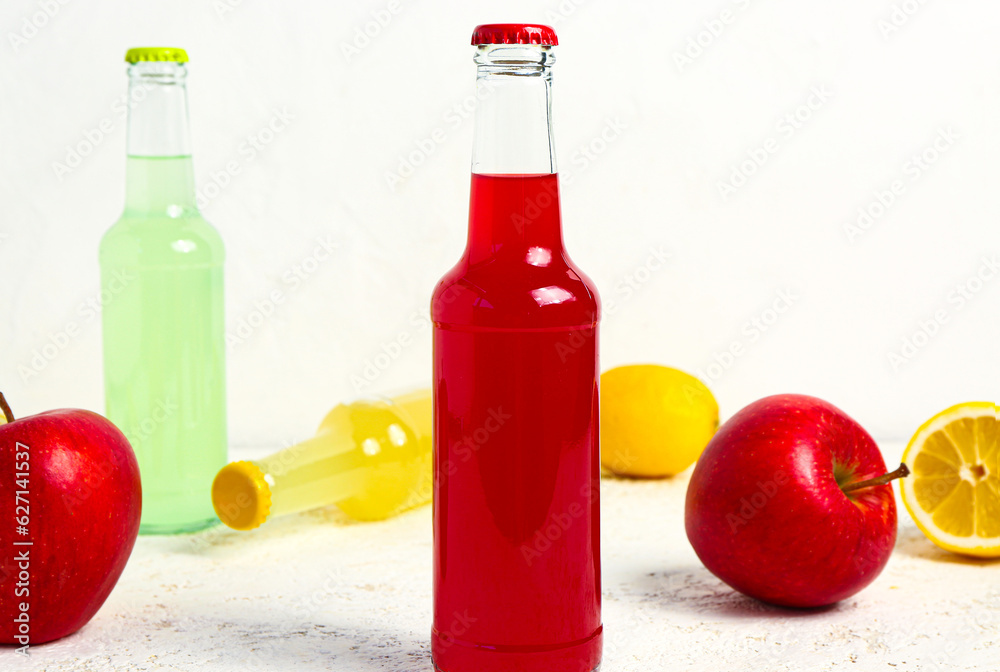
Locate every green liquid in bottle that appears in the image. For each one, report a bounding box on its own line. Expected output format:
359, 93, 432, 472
101, 53, 227, 534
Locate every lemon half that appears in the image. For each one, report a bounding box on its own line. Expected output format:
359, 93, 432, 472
901, 402, 999, 558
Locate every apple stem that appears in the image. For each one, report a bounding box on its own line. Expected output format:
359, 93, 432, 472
841, 463, 910, 494
0, 392, 13, 423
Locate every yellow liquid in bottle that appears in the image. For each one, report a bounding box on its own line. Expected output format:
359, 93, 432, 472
213, 389, 432, 529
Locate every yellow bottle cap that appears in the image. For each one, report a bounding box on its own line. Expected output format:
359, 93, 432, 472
212, 461, 272, 530
125, 47, 189, 64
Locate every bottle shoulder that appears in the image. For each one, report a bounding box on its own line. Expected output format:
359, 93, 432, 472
100, 212, 225, 268
432, 253, 600, 329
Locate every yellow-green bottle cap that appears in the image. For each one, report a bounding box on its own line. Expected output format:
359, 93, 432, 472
125, 47, 189, 64
212, 461, 272, 531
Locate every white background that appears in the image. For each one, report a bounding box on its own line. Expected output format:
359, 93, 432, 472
1, 0, 997, 448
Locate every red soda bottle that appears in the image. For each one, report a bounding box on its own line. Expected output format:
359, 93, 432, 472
431, 23, 602, 672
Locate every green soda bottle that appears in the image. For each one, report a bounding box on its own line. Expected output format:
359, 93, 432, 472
100, 47, 227, 534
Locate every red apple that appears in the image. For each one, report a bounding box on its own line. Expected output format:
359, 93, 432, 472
0, 393, 141, 647
685, 394, 906, 608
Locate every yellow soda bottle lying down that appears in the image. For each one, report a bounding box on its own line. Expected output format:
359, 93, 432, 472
212, 389, 431, 530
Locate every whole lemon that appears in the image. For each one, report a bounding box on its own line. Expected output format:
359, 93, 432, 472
600, 365, 718, 477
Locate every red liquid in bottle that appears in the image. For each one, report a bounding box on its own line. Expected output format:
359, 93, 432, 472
432, 173, 602, 672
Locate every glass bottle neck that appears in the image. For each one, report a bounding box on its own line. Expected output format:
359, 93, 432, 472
468, 45, 561, 261
471, 44, 556, 175
124, 62, 196, 214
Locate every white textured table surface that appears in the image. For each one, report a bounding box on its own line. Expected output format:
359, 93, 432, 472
3, 442, 997, 671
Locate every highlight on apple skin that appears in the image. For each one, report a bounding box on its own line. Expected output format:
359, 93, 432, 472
0, 395, 142, 645
684, 394, 904, 609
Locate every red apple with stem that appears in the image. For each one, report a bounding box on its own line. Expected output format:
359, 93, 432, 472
0, 392, 141, 646
685, 394, 908, 608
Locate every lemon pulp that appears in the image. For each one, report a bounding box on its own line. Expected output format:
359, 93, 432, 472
901, 402, 999, 558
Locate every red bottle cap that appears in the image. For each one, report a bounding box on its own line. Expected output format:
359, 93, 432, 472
471, 24, 558, 46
